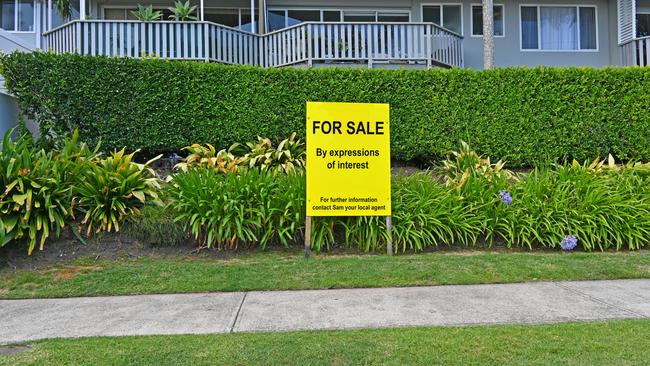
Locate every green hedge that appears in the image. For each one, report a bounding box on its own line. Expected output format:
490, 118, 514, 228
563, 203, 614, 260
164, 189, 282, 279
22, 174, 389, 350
2, 52, 649, 166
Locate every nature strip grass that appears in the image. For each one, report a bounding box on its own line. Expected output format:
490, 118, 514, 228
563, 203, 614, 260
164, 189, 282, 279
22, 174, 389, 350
1, 320, 649, 365
2, 250, 650, 299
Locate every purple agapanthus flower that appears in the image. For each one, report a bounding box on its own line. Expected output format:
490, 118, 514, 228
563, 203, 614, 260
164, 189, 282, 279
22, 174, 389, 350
560, 235, 578, 251
498, 191, 512, 206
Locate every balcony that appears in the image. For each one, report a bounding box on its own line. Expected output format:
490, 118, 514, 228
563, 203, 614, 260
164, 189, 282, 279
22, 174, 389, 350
42, 20, 464, 69
620, 36, 650, 67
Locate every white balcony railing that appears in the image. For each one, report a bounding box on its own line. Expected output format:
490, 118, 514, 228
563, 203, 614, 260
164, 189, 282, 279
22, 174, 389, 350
42, 20, 464, 68
621, 36, 650, 66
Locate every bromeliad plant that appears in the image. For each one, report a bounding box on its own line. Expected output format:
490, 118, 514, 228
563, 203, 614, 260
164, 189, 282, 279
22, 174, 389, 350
174, 143, 241, 174
131, 4, 163, 21
73, 149, 162, 235
437, 141, 518, 193
168, 0, 197, 21
0, 130, 99, 254
176, 133, 306, 174
233, 133, 306, 174
0, 132, 70, 254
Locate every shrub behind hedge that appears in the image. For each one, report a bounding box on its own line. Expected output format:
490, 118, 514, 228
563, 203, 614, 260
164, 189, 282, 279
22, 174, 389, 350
2, 52, 649, 167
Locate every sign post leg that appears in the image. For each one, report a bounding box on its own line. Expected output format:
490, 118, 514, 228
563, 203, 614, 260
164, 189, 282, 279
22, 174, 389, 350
386, 216, 393, 256
305, 215, 312, 259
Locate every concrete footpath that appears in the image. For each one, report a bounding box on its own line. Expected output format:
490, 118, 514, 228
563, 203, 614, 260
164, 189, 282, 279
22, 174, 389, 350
1, 279, 650, 344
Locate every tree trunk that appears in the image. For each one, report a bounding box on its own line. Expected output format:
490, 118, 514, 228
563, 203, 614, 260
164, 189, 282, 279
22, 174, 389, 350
482, 0, 495, 69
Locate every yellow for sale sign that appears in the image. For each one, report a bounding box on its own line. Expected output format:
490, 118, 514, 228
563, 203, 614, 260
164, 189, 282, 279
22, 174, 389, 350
306, 101, 391, 217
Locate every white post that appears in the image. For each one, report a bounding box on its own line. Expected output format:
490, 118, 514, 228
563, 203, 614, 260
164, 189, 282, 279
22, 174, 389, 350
250, 0, 255, 33
200, 0, 204, 21
79, 0, 85, 20
35, 0, 41, 48
47, 0, 52, 30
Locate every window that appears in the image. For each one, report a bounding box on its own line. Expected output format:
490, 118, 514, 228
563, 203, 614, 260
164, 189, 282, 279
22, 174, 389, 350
104, 8, 138, 20
268, 9, 326, 31
268, 9, 410, 31
103, 7, 170, 21
520, 5, 597, 51
422, 4, 462, 34
204, 8, 256, 31
287, 9, 320, 27
0, 0, 33, 32
471, 4, 504, 36
638, 13, 650, 37
377, 12, 410, 22
206, 9, 239, 27
343, 12, 375, 22
343, 11, 409, 22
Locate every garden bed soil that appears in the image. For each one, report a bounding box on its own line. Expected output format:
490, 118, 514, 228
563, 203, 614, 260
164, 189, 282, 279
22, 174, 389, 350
0, 230, 202, 271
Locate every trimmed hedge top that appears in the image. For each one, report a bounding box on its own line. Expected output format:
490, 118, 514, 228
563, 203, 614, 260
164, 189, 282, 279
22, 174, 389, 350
1, 52, 649, 167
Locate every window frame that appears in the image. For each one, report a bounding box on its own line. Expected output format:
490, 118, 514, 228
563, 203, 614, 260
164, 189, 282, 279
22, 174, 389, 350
470, 3, 505, 38
637, 11, 650, 37
203, 7, 256, 30
101, 5, 255, 30
518, 4, 599, 52
266, 7, 412, 31
420, 3, 464, 36
1, 0, 35, 33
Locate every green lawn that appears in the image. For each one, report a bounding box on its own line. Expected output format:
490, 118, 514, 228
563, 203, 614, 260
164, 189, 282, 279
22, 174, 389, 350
2, 320, 649, 365
2, 250, 650, 299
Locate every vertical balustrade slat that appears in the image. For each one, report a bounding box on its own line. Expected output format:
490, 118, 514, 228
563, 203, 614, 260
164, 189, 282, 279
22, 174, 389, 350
189, 24, 195, 59
110, 23, 116, 56
215, 27, 222, 62
224, 26, 229, 63
333, 24, 339, 60
125, 23, 132, 57
278, 32, 283, 65
410, 25, 416, 60
133, 23, 140, 57
291, 28, 300, 63
341, 24, 346, 60
239, 32, 244, 64
316, 24, 323, 60
306, 25, 311, 65
174, 23, 180, 59
162, 23, 168, 59
212, 25, 218, 62
295, 27, 300, 63
203, 23, 209, 61
197, 23, 203, 60
75, 22, 81, 54
90, 23, 96, 56
245, 33, 251, 65
380, 24, 386, 59
360, 25, 366, 60
152, 23, 158, 57
325, 25, 334, 59
270, 31, 276, 66
287, 28, 293, 63
372, 24, 379, 62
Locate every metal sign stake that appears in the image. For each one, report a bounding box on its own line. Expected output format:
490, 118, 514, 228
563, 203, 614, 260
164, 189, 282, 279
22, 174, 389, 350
304, 215, 312, 258
386, 216, 393, 256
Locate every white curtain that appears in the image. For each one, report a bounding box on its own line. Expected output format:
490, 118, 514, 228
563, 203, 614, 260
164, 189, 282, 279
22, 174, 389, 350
540, 7, 577, 50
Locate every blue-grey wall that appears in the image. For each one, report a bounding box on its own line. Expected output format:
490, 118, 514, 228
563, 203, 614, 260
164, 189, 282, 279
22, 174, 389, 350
0, 93, 20, 137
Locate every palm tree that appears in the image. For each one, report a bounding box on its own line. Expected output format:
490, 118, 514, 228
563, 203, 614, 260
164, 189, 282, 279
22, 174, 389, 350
482, 0, 495, 69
